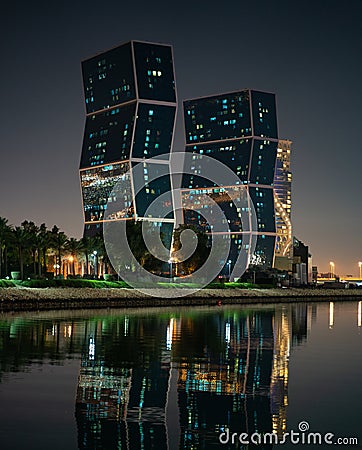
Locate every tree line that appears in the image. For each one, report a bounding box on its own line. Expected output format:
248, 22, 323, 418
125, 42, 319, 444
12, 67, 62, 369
0, 216, 210, 280
0, 217, 107, 280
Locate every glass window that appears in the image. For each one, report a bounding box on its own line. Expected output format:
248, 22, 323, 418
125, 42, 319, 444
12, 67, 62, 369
82, 42, 136, 114
133, 42, 176, 103
80, 102, 136, 169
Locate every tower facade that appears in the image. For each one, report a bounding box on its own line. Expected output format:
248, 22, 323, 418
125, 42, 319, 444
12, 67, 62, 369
79, 41, 177, 239
181, 90, 278, 269
274, 139, 292, 258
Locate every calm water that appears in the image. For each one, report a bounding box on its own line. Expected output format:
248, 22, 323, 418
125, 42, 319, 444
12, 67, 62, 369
0, 301, 361, 449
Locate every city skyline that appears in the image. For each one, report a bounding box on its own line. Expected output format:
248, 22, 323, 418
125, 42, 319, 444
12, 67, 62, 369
0, 1, 361, 275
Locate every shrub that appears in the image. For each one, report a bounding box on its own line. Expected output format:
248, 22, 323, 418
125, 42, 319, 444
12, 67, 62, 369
14, 279, 130, 289
0, 279, 16, 287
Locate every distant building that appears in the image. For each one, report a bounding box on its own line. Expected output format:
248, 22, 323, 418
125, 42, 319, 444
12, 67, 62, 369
292, 237, 310, 285
79, 41, 177, 242
181, 90, 279, 269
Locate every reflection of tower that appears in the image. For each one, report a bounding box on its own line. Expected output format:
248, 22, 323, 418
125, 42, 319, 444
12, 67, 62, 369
73, 306, 313, 449
79, 40, 177, 240
176, 311, 274, 449
292, 303, 308, 345
270, 306, 292, 436
269, 303, 313, 437
125, 361, 170, 449
75, 323, 133, 449
75, 317, 172, 450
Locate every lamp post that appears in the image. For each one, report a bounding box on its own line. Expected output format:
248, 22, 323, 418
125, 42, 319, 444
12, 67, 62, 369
329, 261, 335, 279
359, 262, 362, 280
53, 264, 60, 277
93, 251, 98, 278
227, 260, 232, 281
69, 255, 74, 276
168, 258, 173, 283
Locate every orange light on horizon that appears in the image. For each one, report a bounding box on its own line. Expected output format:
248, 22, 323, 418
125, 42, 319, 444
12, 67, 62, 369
329, 261, 335, 279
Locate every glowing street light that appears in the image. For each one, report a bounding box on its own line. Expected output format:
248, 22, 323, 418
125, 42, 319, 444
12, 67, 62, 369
68, 255, 74, 277
93, 250, 98, 278
53, 263, 60, 276
359, 262, 362, 280
329, 261, 335, 279
168, 257, 174, 282
227, 260, 232, 281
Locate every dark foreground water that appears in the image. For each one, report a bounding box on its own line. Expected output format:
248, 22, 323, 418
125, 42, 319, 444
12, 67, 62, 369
0, 301, 361, 450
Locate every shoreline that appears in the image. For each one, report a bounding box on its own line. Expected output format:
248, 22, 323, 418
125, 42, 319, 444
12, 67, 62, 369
1, 287, 361, 312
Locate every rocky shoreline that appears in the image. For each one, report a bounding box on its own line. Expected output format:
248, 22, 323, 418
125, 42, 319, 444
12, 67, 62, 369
0, 286, 361, 312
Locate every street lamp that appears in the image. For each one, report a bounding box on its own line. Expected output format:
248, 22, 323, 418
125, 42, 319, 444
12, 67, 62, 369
93, 251, 98, 278
227, 260, 232, 281
53, 263, 60, 277
329, 261, 335, 279
359, 262, 362, 280
69, 255, 74, 276
168, 257, 173, 282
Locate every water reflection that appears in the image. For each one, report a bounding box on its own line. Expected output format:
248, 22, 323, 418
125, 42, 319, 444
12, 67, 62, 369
329, 302, 334, 329
0, 302, 361, 449
71, 306, 308, 449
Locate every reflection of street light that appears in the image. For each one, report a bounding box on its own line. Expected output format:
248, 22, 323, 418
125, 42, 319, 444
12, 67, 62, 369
329, 261, 335, 279
329, 301, 334, 329
359, 262, 362, 280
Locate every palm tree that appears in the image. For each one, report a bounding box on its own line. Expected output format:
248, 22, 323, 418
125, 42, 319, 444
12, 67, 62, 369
50, 226, 68, 277
21, 221, 39, 276
92, 234, 109, 277
38, 223, 52, 276
80, 235, 105, 277
0, 217, 12, 278
65, 237, 82, 276
12, 226, 31, 280
80, 236, 92, 276
172, 224, 210, 275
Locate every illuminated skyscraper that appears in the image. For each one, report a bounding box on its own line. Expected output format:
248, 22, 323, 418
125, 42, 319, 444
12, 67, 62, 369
79, 41, 177, 239
181, 90, 278, 268
274, 139, 292, 259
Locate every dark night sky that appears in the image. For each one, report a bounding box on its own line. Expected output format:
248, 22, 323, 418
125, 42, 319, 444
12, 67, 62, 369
0, 0, 361, 275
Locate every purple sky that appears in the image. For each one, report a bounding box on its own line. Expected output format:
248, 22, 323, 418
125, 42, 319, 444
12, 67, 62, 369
0, 0, 361, 276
